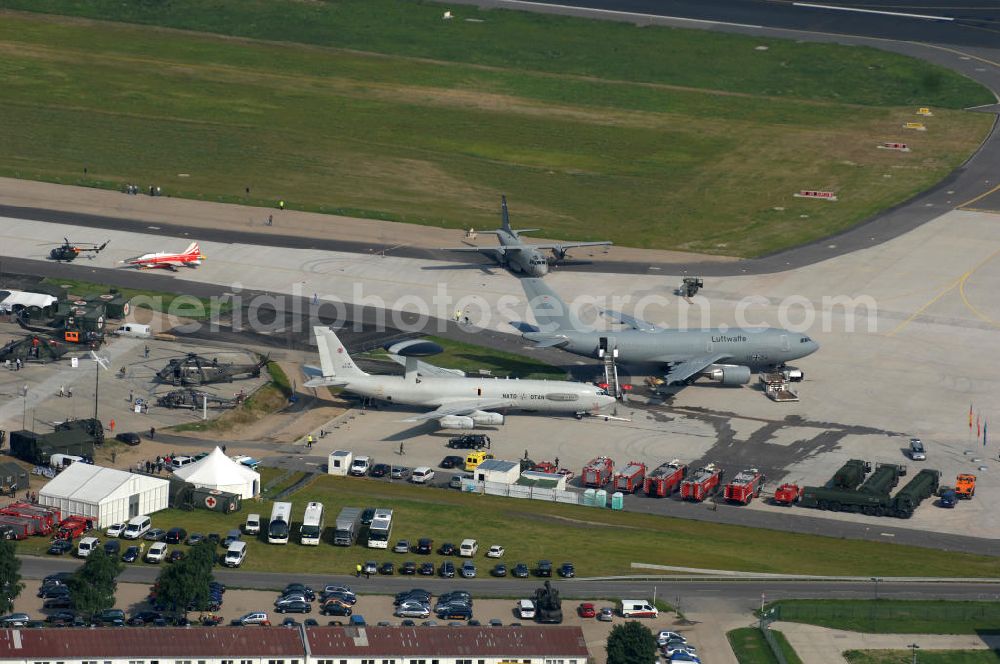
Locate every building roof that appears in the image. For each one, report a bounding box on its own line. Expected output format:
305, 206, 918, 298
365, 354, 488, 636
0, 627, 305, 658
0, 290, 57, 311
306, 626, 589, 657
173, 447, 260, 487
477, 459, 520, 473
39, 463, 168, 504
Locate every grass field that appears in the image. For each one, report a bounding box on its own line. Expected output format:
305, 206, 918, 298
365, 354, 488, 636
16, 475, 1000, 579
768, 600, 1000, 635
0, 5, 992, 256
846, 651, 1000, 664
728, 628, 802, 664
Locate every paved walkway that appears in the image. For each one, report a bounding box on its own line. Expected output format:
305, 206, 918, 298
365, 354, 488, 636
774, 622, 1000, 664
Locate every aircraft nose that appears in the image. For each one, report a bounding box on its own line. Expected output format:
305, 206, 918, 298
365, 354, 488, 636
599, 393, 617, 408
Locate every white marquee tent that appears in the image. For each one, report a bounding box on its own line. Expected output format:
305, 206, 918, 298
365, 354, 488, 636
173, 447, 260, 499
39, 463, 169, 527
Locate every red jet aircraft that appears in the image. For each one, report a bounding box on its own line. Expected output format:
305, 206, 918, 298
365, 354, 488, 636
122, 242, 205, 270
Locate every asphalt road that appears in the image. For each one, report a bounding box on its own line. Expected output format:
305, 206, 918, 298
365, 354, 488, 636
20, 556, 1000, 612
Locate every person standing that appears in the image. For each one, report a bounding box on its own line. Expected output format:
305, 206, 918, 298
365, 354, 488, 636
355, 563, 362, 578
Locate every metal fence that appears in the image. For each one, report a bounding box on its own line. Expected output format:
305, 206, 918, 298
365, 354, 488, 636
475, 480, 582, 506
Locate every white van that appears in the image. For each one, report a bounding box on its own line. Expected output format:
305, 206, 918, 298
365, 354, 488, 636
350, 455, 372, 477
77, 536, 100, 558
620, 599, 659, 618
115, 324, 151, 338
412, 467, 435, 484
169, 456, 194, 470
50, 454, 84, 469
122, 515, 151, 540
517, 599, 536, 619
459, 538, 478, 557
224, 541, 247, 567
244, 513, 261, 535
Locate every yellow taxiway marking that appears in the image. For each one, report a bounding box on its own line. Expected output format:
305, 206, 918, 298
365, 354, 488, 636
957, 182, 1000, 211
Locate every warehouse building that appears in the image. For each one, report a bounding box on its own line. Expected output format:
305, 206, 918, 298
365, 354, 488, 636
39, 463, 169, 527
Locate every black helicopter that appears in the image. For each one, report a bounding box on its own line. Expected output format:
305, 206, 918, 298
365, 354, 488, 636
46, 238, 109, 262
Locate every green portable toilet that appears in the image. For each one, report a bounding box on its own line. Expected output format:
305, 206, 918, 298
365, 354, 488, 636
595, 489, 608, 508
611, 491, 624, 510
582, 488, 596, 507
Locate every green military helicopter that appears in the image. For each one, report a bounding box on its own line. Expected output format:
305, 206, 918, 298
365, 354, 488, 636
46, 238, 109, 262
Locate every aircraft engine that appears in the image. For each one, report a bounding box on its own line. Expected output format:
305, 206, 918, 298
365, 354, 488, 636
549, 246, 568, 262
470, 411, 504, 426
438, 415, 475, 430
703, 365, 751, 385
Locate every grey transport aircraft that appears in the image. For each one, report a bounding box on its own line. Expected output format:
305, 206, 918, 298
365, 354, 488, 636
519, 279, 819, 386
303, 326, 616, 429
441, 196, 612, 277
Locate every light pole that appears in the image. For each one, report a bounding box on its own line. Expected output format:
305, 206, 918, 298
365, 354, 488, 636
870, 576, 882, 600
908, 643, 920, 664
21, 385, 28, 430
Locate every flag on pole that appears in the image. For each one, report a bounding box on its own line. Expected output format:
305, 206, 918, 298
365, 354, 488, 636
984, 420, 988, 447
977, 413, 981, 438
969, 404, 974, 430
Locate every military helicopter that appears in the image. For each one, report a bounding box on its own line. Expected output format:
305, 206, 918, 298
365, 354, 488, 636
155, 352, 268, 386
46, 238, 109, 262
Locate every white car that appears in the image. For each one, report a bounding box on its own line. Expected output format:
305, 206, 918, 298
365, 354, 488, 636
486, 545, 505, 558
517, 599, 536, 619
105, 523, 125, 538
145, 542, 168, 563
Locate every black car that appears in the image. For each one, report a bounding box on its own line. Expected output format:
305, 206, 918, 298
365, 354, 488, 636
491, 563, 507, 577
93, 609, 125, 626
43, 596, 73, 610
395, 590, 431, 605
439, 561, 456, 578
167, 550, 186, 563
536, 560, 553, 577
45, 610, 76, 625
439, 455, 464, 469
417, 538, 433, 555
43, 572, 72, 586
436, 605, 472, 620
164, 527, 187, 544
419, 562, 435, 576
276, 600, 312, 614
122, 545, 140, 563
284, 584, 315, 601
47, 539, 73, 556
127, 611, 164, 626
115, 432, 141, 446
38, 585, 70, 599
379, 562, 395, 575
512, 563, 530, 578
360, 507, 376, 526
400, 561, 417, 575
321, 591, 356, 606
322, 602, 352, 617
438, 542, 456, 556
447, 434, 491, 449
558, 562, 575, 578
370, 463, 391, 478
103, 539, 121, 556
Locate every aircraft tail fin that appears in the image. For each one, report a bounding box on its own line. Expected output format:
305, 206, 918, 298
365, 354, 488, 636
182, 242, 200, 256
500, 195, 512, 234
520, 278, 589, 333
312, 326, 368, 382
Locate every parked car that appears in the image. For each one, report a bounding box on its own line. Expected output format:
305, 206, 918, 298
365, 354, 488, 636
395, 603, 430, 619
143, 528, 166, 542
321, 602, 352, 617
104, 539, 121, 556
38, 585, 70, 599
517, 599, 536, 619
512, 563, 530, 578
93, 608, 125, 626
360, 508, 376, 526
393, 540, 410, 554
275, 600, 312, 614
440, 455, 464, 469
370, 463, 391, 478
419, 562, 435, 576
167, 550, 186, 563
391, 466, 411, 480
401, 561, 417, 575
395, 590, 431, 605
105, 523, 125, 538
439, 561, 456, 578
0, 613, 30, 627
145, 542, 168, 563
598, 607, 614, 622
284, 584, 315, 600
486, 545, 505, 558
43, 596, 73, 610
909, 438, 927, 460
45, 609, 77, 623
417, 538, 433, 555
439, 542, 456, 556
122, 545, 141, 563
379, 562, 395, 575
657, 631, 687, 645
536, 560, 553, 577
460, 561, 477, 579
115, 432, 141, 446
127, 611, 164, 626
186, 533, 205, 545
436, 605, 472, 621
411, 467, 434, 483
47, 539, 73, 556
558, 562, 575, 578
231, 612, 270, 626
578, 603, 596, 618
164, 527, 187, 544
363, 561, 378, 576
448, 434, 490, 449
491, 563, 507, 577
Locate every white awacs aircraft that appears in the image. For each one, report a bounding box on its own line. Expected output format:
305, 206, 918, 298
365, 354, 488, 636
303, 326, 615, 429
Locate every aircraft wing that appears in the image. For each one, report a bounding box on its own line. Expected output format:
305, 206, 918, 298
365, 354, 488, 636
601, 309, 661, 332
664, 353, 729, 385
402, 399, 514, 422
520, 241, 612, 251
386, 354, 465, 378
439, 246, 506, 260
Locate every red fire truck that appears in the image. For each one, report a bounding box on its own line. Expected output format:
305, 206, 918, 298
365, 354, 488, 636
644, 460, 687, 497
613, 462, 647, 494
581, 457, 615, 488
680, 464, 724, 502
723, 468, 767, 505
772, 483, 803, 506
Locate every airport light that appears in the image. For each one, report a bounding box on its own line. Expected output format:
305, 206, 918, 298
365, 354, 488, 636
908, 643, 920, 664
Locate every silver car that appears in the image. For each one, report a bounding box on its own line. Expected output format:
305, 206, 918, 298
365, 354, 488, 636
909, 438, 926, 461
395, 602, 430, 619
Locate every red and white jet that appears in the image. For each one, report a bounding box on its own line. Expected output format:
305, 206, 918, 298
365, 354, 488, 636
121, 242, 205, 270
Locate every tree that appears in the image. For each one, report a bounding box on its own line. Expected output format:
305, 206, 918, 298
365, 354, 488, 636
606, 621, 658, 664
69, 549, 123, 619
0, 539, 24, 615
155, 540, 216, 617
